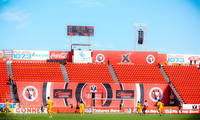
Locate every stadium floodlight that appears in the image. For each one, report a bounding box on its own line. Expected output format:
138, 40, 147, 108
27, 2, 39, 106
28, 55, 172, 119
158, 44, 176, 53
134, 23, 146, 51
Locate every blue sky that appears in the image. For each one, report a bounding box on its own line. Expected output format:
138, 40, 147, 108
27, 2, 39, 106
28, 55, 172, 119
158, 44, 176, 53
0, 0, 200, 54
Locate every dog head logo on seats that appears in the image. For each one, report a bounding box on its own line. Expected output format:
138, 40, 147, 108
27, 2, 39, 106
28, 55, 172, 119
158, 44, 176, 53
90, 85, 97, 93
96, 54, 105, 63
23, 86, 38, 102
146, 55, 155, 64
149, 87, 163, 102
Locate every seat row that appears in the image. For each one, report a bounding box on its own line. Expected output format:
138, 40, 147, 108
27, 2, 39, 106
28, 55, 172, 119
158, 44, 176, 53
163, 66, 200, 104
0, 61, 11, 102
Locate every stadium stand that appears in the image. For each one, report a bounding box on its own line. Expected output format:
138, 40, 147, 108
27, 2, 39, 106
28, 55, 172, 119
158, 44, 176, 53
163, 65, 200, 104
65, 63, 114, 83
112, 64, 166, 83
0, 61, 11, 102
12, 61, 64, 82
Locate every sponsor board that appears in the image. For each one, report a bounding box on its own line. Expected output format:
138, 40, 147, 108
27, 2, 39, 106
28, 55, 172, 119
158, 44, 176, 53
3, 50, 13, 59
31, 51, 49, 60
183, 104, 200, 109
13, 50, 49, 60
0, 50, 13, 59
53, 89, 72, 98
167, 54, 200, 64
85, 107, 132, 113
73, 50, 92, 63
116, 90, 134, 99
13, 107, 47, 113
85, 107, 200, 114
0, 50, 3, 59
0, 103, 19, 108
49, 51, 69, 60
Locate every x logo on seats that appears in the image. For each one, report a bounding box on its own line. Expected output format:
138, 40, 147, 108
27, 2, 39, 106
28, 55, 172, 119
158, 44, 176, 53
122, 54, 130, 63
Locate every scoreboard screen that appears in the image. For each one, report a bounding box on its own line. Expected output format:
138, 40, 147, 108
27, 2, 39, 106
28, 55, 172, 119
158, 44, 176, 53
67, 25, 94, 36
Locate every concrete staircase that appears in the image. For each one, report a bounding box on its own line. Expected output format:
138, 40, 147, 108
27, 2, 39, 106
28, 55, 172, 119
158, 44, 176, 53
108, 65, 119, 83
7, 61, 19, 103
60, 64, 70, 83
159, 65, 184, 103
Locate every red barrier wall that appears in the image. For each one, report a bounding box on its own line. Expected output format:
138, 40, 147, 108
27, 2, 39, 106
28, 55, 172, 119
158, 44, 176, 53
157, 54, 167, 65
16, 82, 169, 109
93, 50, 158, 65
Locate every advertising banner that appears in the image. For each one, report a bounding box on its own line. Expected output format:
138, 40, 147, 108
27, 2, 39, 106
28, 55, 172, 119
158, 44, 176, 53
116, 90, 134, 99
13, 50, 49, 60
0, 50, 13, 60
49, 51, 70, 60
53, 89, 72, 98
73, 50, 92, 63
31, 51, 49, 60
13, 50, 32, 60
93, 50, 158, 65
13, 107, 47, 113
0, 50, 3, 59
0, 103, 18, 110
182, 104, 200, 109
85, 107, 200, 114
167, 54, 200, 65
3, 50, 13, 59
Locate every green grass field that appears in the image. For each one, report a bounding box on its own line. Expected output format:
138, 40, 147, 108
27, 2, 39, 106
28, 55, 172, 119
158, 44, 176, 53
0, 113, 200, 120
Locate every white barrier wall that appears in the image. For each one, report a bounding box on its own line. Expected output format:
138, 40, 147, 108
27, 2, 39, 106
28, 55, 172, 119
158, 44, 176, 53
183, 104, 200, 109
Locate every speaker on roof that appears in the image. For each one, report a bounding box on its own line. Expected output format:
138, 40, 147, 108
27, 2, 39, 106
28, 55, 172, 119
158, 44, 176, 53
138, 29, 144, 44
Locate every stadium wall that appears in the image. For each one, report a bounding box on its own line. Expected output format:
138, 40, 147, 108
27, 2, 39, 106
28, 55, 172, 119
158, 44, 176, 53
10, 81, 200, 114
1, 49, 200, 66
15, 82, 169, 108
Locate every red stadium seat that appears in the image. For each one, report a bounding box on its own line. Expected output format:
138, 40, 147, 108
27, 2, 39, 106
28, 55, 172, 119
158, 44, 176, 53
112, 64, 166, 84
163, 65, 200, 104
65, 63, 114, 83
0, 61, 11, 102
12, 62, 65, 82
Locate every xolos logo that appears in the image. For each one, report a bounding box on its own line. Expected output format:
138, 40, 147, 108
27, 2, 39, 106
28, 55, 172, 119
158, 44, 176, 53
96, 54, 105, 63
90, 85, 97, 93
23, 86, 38, 102
121, 54, 131, 63
149, 87, 163, 102
192, 105, 198, 109
146, 55, 155, 64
